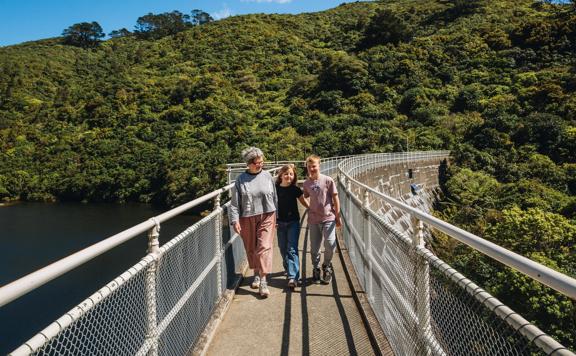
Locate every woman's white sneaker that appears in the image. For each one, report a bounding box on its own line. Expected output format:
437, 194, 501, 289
251, 275, 261, 289
259, 280, 270, 297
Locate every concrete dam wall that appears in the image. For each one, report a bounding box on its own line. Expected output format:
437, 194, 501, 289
352, 155, 449, 238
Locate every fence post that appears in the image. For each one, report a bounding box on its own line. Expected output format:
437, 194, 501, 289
346, 177, 352, 225
226, 165, 232, 185
342, 177, 352, 259
214, 193, 223, 297
145, 218, 161, 356
411, 213, 432, 355
363, 189, 373, 302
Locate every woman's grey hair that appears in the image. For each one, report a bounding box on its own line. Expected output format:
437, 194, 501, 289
241, 147, 264, 164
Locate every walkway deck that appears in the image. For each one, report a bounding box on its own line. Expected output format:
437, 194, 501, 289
204, 213, 387, 356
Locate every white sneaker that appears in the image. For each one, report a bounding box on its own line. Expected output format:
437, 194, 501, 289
259, 280, 270, 297
251, 275, 260, 289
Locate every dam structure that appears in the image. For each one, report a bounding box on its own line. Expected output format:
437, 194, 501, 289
1, 151, 575, 355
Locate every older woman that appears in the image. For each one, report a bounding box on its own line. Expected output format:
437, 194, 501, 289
229, 147, 277, 297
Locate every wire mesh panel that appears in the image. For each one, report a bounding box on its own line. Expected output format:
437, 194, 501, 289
157, 217, 217, 320
157, 264, 218, 356
342, 191, 366, 284
368, 218, 425, 355
31, 259, 152, 356
427, 265, 543, 356
156, 212, 220, 355
220, 204, 247, 291
13, 195, 247, 356
359, 209, 554, 356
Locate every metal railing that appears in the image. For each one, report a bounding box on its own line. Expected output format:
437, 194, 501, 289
225, 155, 357, 184
1, 184, 247, 355
337, 151, 576, 355
3, 151, 576, 355
2, 160, 334, 355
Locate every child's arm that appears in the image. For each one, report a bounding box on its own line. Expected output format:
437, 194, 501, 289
333, 192, 341, 227
298, 195, 309, 209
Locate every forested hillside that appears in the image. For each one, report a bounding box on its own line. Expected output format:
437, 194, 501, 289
1, 0, 575, 346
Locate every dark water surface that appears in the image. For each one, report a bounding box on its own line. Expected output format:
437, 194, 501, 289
0, 202, 198, 354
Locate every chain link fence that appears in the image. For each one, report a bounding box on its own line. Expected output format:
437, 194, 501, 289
13, 155, 356, 356
11, 199, 246, 356
337, 151, 574, 356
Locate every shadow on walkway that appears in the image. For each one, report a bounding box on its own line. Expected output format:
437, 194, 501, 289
204, 212, 379, 356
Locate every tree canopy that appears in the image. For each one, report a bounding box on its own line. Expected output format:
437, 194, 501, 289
191, 9, 214, 25
134, 9, 213, 40
134, 11, 191, 39
62, 22, 105, 48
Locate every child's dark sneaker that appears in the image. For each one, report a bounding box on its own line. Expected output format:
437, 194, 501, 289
313, 267, 322, 284
322, 263, 333, 284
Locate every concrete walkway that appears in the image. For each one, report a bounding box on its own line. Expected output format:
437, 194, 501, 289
205, 215, 381, 356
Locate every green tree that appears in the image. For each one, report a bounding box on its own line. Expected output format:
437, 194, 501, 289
486, 206, 575, 258
519, 153, 567, 191
318, 51, 369, 96
108, 28, 131, 38
484, 207, 576, 345
445, 168, 500, 208
497, 179, 572, 214
453, 84, 485, 113
191, 9, 214, 25
450, 0, 483, 16
514, 113, 567, 162
361, 9, 412, 48
441, 167, 501, 233
134, 11, 191, 39
62, 22, 105, 48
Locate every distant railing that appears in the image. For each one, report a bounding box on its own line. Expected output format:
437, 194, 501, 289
225, 155, 356, 184
337, 151, 576, 356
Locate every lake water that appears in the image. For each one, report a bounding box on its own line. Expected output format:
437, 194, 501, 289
0, 202, 198, 354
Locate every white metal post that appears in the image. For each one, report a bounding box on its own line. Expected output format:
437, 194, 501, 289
363, 189, 373, 302
226, 166, 232, 185
344, 177, 354, 261
411, 214, 432, 356
346, 177, 352, 228
145, 218, 161, 356
214, 193, 223, 297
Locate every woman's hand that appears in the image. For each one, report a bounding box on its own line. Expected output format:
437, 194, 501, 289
233, 222, 241, 234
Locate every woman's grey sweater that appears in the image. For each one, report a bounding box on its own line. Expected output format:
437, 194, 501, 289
229, 170, 277, 224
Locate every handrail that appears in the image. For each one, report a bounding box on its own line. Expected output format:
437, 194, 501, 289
225, 155, 362, 171
338, 157, 576, 300
0, 183, 235, 308
0, 162, 287, 308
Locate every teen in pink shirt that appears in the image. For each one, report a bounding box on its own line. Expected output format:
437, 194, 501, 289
303, 155, 341, 284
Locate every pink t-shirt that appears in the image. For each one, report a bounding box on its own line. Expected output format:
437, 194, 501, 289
303, 174, 337, 224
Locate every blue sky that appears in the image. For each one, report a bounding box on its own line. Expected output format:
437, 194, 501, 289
0, 0, 359, 47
